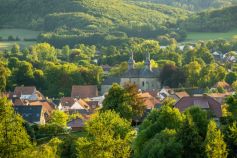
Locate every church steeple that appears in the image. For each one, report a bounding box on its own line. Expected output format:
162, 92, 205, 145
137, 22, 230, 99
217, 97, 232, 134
145, 52, 151, 71
128, 52, 135, 70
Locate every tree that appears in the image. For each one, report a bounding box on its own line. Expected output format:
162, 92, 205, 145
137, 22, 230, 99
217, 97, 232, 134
184, 61, 202, 87
31, 43, 57, 61
140, 129, 182, 158
184, 106, 208, 138
12, 61, 34, 86
102, 83, 145, 120
61, 45, 70, 61
11, 43, 20, 55
0, 97, 31, 158
49, 110, 68, 127
160, 63, 185, 87
226, 94, 237, 120
177, 114, 203, 158
204, 120, 227, 158
0, 63, 10, 92
225, 72, 237, 85
134, 106, 183, 156
76, 111, 134, 158
232, 80, 237, 91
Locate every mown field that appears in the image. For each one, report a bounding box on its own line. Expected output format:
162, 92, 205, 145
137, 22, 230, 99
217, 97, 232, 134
185, 28, 237, 42
0, 29, 40, 50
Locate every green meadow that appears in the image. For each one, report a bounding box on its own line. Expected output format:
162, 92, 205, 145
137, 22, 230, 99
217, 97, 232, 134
0, 29, 40, 50
185, 28, 237, 42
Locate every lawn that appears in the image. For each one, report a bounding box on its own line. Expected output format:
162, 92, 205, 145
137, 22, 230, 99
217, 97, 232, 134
0, 28, 41, 50
185, 28, 237, 42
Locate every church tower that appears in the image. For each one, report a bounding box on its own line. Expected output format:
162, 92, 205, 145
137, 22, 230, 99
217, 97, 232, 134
144, 52, 152, 71
128, 52, 135, 70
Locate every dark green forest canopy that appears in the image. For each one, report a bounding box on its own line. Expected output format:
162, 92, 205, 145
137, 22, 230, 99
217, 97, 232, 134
180, 5, 237, 32
132, 0, 237, 11
0, 0, 189, 47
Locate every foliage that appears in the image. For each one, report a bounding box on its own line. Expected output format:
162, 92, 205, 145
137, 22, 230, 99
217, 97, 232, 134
140, 129, 182, 158
76, 110, 135, 158
102, 83, 146, 120
134, 106, 183, 156
204, 120, 227, 158
49, 110, 69, 127
0, 97, 32, 158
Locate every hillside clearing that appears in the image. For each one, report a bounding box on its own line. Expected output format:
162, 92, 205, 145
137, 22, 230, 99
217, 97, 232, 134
185, 28, 237, 42
0, 29, 40, 50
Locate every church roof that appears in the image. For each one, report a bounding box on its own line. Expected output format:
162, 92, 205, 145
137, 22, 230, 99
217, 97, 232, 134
121, 68, 159, 78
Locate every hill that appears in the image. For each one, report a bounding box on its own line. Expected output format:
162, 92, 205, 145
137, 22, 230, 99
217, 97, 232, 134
180, 5, 237, 32
132, 0, 237, 11
0, 0, 189, 47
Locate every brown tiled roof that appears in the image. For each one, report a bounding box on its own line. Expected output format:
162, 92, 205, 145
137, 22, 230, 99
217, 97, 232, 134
60, 97, 77, 107
78, 99, 90, 109
13, 98, 26, 106
207, 92, 232, 98
86, 101, 99, 109
144, 90, 159, 98
71, 85, 98, 99
29, 100, 55, 114
175, 91, 189, 99
13, 86, 36, 97
175, 96, 222, 118
139, 92, 160, 109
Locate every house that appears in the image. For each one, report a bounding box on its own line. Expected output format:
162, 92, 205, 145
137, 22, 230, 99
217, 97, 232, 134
175, 96, 222, 118
67, 115, 91, 131
14, 105, 45, 124
29, 100, 55, 121
59, 97, 90, 114
138, 92, 160, 110
13, 86, 44, 100
101, 77, 121, 95
67, 118, 85, 131
157, 87, 174, 100
71, 85, 98, 99
169, 91, 189, 102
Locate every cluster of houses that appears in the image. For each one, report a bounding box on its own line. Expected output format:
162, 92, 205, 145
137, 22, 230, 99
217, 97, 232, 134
2, 54, 235, 131
3, 80, 233, 131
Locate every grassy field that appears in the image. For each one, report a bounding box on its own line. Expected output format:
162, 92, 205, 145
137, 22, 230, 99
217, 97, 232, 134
185, 28, 237, 42
0, 29, 40, 50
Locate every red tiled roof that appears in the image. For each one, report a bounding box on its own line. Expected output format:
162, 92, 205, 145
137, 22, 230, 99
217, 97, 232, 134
14, 86, 36, 97
71, 85, 98, 99
175, 96, 222, 118
139, 92, 160, 109
29, 100, 55, 114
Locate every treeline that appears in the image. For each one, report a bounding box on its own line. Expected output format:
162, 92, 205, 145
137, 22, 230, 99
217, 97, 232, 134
180, 5, 237, 32
0, 0, 189, 47
0, 43, 103, 97
134, 0, 235, 11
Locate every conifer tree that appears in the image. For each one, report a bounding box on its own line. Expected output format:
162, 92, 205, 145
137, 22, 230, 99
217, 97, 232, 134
204, 120, 227, 158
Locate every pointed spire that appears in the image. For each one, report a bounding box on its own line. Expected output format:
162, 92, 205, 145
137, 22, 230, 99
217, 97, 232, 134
128, 52, 135, 70
145, 52, 151, 71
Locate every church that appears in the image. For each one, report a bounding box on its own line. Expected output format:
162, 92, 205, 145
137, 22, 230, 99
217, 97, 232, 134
101, 53, 161, 94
